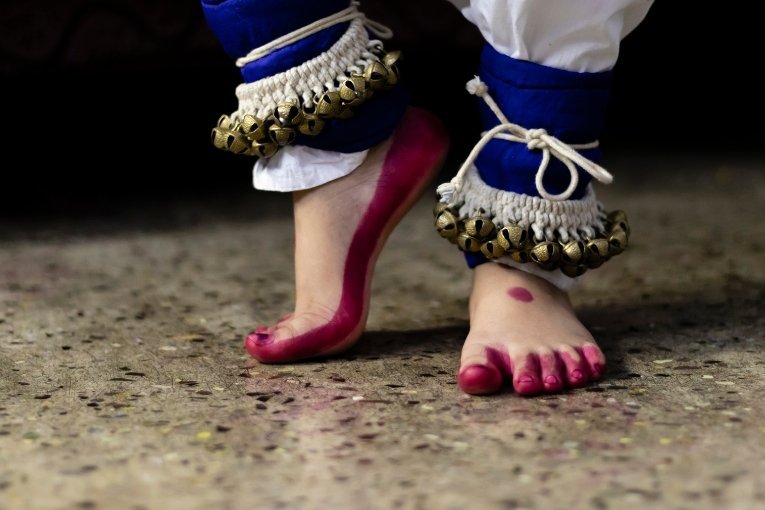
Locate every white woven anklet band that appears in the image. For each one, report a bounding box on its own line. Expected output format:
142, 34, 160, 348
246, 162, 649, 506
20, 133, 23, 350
235, 16, 386, 119
457, 166, 606, 243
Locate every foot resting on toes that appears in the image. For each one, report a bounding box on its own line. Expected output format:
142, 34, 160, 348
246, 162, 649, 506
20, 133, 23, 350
245, 108, 449, 363
458, 262, 606, 396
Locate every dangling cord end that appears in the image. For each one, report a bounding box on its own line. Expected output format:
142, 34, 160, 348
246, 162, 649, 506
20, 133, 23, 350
436, 182, 457, 204
467, 77, 510, 124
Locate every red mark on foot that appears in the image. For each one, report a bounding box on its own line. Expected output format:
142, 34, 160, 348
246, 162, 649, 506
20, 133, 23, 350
507, 287, 534, 302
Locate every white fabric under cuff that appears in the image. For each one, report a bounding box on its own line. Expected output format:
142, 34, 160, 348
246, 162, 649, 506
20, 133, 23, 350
252, 146, 368, 192
495, 258, 583, 292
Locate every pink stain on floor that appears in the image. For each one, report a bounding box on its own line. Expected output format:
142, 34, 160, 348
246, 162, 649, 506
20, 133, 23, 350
507, 287, 534, 303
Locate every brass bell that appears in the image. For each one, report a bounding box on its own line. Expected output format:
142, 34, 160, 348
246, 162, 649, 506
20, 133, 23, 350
217, 114, 232, 128
608, 210, 630, 237
561, 240, 586, 265
239, 114, 261, 133
585, 238, 610, 268
480, 240, 506, 259
497, 224, 528, 251
608, 210, 627, 224
464, 217, 495, 239
457, 233, 481, 253
316, 91, 343, 117
251, 141, 278, 158
433, 202, 449, 217
274, 101, 304, 127
508, 247, 530, 264
338, 76, 367, 106
383, 50, 401, 67
382, 52, 401, 88
384, 64, 400, 87
364, 60, 389, 90
529, 242, 561, 269
561, 264, 587, 278
608, 228, 628, 255
336, 105, 355, 120
268, 124, 297, 146
435, 210, 458, 239
298, 113, 325, 136
245, 125, 270, 145
211, 127, 230, 151
211, 127, 250, 154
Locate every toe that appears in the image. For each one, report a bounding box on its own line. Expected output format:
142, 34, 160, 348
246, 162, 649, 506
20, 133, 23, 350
458, 340, 504, 395
558, 346, 590, 388
245, 330, 275, 352
538, 349, 565, 393
581, 343, 606, 381
276, 313, 293, 325
511, 352, 544, 396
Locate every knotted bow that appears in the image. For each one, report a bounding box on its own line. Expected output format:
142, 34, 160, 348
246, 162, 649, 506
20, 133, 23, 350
437, 77, 613, 204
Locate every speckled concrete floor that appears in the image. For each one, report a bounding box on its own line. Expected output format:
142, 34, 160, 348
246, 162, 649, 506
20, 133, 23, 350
1, 152, 764, 510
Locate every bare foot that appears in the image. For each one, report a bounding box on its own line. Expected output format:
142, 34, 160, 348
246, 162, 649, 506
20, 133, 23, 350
458, 263, 606, 396
245, 108, 449, 363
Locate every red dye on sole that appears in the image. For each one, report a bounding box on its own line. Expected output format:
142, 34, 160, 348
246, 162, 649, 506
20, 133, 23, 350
246, 108, 449, 363
507, 287, 534, 303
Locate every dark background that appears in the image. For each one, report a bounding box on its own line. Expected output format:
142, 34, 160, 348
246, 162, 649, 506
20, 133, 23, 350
1, 0, 761, 217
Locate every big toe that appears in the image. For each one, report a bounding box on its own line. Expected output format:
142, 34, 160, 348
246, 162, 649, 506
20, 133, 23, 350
458, 341, 505, 395
458, 364, 504, 394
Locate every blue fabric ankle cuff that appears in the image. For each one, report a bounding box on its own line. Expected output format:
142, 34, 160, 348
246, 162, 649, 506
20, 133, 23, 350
464, 252, 488, 269
201, 0, 349, 60
475, 44, 612, 200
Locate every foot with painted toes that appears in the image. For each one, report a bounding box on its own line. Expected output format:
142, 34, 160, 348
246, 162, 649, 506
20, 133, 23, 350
457, 263, 606, 396
246, 108, 449, 363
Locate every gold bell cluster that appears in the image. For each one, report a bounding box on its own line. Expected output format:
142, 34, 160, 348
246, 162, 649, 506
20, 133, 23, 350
211, 50, 401, 158
434, 203, 630, 277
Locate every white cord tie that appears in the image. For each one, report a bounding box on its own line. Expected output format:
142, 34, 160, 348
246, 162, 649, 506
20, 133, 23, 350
438, 77, 613, 204
236, 1, 392, 68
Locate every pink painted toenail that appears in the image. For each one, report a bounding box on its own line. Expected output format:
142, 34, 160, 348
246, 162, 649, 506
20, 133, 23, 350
507, 287, 534, 303
570, 369, 584, 381
458, 365, 503, 394
518, 375, 534, 384
247, 331, 273, 346
544, 375, 559, 385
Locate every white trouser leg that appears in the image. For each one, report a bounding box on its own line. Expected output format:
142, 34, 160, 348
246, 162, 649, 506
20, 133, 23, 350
252, 145, 368, 192
447, 0, 654, 72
